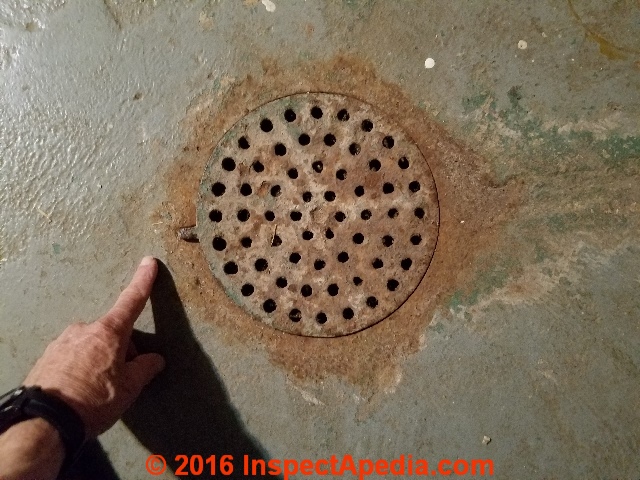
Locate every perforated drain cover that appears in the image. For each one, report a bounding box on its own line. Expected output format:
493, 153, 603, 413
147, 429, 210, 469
190, 93, 439, 337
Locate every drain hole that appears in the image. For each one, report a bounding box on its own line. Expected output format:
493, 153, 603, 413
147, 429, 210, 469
337, 109, 350, 121
327, 284, 339, 296
212, 237, 227, 251
383, 182, 394, 194
238, 137, 250, 149
284, 109, 296, 122
314, 259, 326, 270
290, 211, 302, 221
414, 207, 425, 219
302, 191, 312, 202
274, 143, 287, 156
241, 284, 254, 297
253, 160, 265, 172
372, 258, 384, 269
301, 284, 312, 297
337, 251, 349, 263
369, 159, 381, 171
311, 106, 323, 119
298, 134, 310, 146
241, 237, 252, 248
316, 312, 328, 324
334, 211, 346, 222
382, 136, 394, 149
237, 209, 250, 222
255, 258, 268, 271
411, 235, 422, 245
212, 182, 226, 196
382, 235, 394, 247
302, 230, 314, 240
361, 119, 373, 132
361, 209, 372, 220
312, 161, 323, 173
263, 299, 277, 313
222, 157, 236, 171
353, 276, 363, 286
352, 233, 364, 244
398, 157, 409, 169
342, 308, 354, 320
240, 183, 252, 196
324, 134, 336, 146
354, 185, 365, 197
401, 258, 413, 270
388, 208, 398, 218
289, 252, 301, 264
324, 191, 336, 202
289, 309, 302, 322
336, 169, 347, 180
276, 277, 288, 288
271, 235, 282, 247
265, 211, 275, 221
260, 118, 273, 132
349, 143, 361, 155
270, 185, 281, 197
325, 228, 335, 239
387, 279, 399, 291
287, 168, 299, 179
409, 181, 421, 192
366, 296, 378, 308
209, 209, 222, 222
223, 262, 238, 274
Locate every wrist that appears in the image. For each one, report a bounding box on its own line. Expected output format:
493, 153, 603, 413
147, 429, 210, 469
0, 417, 65, 479
0, 386, 87, 476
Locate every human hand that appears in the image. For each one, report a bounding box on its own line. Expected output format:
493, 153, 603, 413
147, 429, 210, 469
23, 256, 166, 438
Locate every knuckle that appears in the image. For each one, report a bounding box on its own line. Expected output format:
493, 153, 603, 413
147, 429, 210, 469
95, 318, 123, 338
61, 322, 87, 337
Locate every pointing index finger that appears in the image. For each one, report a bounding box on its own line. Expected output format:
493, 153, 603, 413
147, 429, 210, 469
100, 256, 158, 338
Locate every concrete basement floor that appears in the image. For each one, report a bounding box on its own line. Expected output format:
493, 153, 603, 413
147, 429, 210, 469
1, 0, 639, 478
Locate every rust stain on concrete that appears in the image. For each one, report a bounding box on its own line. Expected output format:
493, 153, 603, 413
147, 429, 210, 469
567, 0, 640, 59
153, 55, 523, 399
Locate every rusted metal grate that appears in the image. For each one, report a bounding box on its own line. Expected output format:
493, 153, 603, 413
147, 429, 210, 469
185, 93, 439, 337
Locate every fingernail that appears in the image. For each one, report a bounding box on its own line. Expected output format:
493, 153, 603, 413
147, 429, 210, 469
140, 256, 155, 267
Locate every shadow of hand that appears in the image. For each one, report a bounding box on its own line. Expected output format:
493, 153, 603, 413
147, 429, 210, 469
122, 261, 277, 479
62, 440, 120, 480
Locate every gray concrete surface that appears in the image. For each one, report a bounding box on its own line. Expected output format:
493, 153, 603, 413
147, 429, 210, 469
1, 0, 639, 478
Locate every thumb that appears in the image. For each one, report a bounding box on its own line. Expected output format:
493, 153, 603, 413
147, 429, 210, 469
125, 353, 166, 394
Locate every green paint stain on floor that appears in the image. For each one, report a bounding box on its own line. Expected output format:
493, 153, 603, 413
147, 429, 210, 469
448, 256, 522, 311
548, 210, 628, 234
430, 322, 445, 334
52, 243, 61, 255
534, 243, 550, 263
463, 86, 640, 171
462, 91, 490, 113
448, 290, 464, 311
596, 134, 640, 167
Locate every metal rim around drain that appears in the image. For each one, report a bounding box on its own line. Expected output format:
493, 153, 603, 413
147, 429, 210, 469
192, 93, 439, 337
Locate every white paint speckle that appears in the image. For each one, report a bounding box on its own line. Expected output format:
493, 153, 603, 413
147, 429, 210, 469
518, 40, 528, 50
261, 0, 276, 12
424, 57, 435, 69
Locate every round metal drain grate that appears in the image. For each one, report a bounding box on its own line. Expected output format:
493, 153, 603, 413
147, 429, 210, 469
189, 93, 439, 337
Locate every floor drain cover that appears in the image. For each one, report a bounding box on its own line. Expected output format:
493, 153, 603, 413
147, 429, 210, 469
189, 93, 439, 337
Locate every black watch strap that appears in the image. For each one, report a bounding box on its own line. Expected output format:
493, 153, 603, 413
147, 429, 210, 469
0, 386, 86, 471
